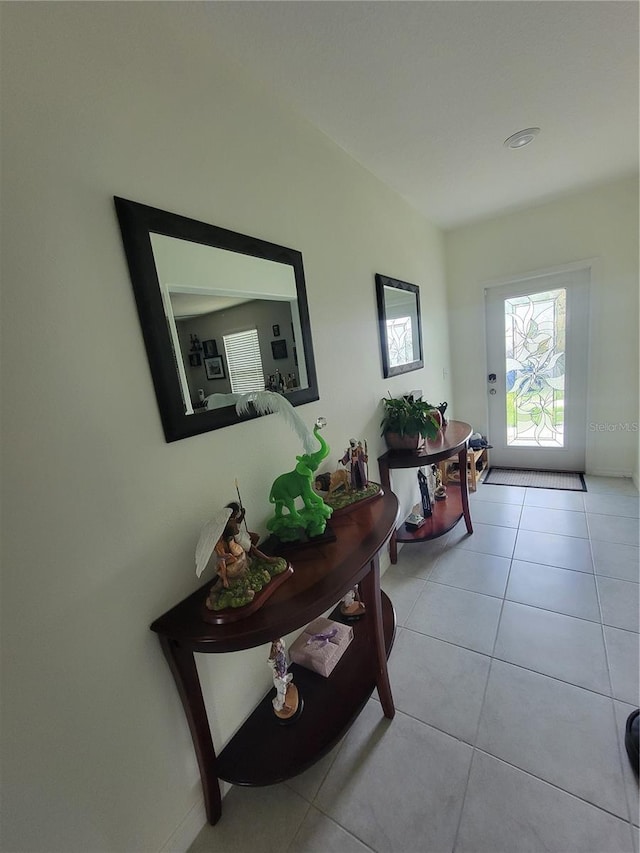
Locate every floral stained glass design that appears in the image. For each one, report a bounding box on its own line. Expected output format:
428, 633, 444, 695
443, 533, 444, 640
504, 289, 566, 447
386, 317, 414, 368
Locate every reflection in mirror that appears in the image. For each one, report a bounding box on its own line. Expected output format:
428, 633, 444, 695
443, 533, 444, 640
115, 198, 319, 442
151, 234, 308, 415
375, 274, 424, 378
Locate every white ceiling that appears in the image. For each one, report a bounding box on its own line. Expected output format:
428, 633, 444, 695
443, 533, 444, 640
167, 1, 638, 228
170, 293, 249, 319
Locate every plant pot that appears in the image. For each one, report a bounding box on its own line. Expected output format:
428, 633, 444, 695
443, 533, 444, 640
384, 431, 425, 451
430, 409, 443, 431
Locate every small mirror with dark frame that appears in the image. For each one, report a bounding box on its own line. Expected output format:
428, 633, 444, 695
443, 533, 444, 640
115, 197, 319, 442
375, 273, 424, 378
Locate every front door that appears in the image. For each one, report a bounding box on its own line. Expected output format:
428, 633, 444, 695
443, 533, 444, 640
485, 266, 590, 471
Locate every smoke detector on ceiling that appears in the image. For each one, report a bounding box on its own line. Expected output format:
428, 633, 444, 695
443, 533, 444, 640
504, 128, 541, 149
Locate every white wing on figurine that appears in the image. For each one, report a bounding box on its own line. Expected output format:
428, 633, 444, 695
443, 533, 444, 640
195, 506, 232, 578
235, 391, 316, 454
201, 390, 316, 453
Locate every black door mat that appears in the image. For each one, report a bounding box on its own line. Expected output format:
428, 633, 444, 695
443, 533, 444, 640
483, 468, 587, 491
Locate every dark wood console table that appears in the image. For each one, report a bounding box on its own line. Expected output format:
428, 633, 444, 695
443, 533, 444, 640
378, 420, 474, 563
150, 489, 399, 825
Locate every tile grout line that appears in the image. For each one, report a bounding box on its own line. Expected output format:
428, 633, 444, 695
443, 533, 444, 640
426, 620, 628, 680
396, 512, 637, 696
471, 746, 637, 827
363, 703, 637, 841
284, 798, 316, 853
450, 540, 519, 853
488, 651, 632, 703
456, 486, 637, 850
397, 624, 493, 658
460, 486, 629, 840
587, 524, 639, 831
301, 800, 378, 853
390, 482, 638, 852
501, 596, 640, 630
393, 509, 521, 853
509, 553, 639, 580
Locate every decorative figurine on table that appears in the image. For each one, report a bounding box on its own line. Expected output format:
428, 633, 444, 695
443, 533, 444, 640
268, 638, 302, 723
314, 468, 351, 497
265, 417, 333, 542
432, 464, 447, 500
193, 391, 336, 543
316, 436, 381, 512
340, 585, 366, 620
195, 488, 292, 621
417, 469, 433, 518
340, 438, 369, 490
436, 402, 448, 427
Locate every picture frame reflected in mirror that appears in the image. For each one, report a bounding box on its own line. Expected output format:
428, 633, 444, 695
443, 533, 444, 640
271, 340, 288, 360
203, 339, 218, 358
204, 356, 225, 380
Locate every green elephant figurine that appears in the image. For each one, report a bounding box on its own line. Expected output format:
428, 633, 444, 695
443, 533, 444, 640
267, 420, 333, 541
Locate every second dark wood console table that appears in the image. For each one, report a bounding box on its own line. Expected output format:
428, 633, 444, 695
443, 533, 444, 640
378, 420, 474, 563
150, 489, 399, 825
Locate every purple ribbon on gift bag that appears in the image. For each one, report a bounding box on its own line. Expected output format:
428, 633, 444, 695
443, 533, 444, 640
306, 626, 338, 648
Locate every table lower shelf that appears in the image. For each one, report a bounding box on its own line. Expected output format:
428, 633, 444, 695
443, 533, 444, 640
216, 592, 396, 786
439, 447, 489, 493
395, 484, 464, 544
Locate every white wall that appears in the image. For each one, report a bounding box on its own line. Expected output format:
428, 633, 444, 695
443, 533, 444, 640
444, 177, 639, 479
0, 5, 451, 852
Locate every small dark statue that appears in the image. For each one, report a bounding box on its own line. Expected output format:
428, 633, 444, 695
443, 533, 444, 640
339, 439, 368, 490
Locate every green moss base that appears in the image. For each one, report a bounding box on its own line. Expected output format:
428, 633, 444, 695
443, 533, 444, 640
323, 483, 381, 511
208, 557, 288, 611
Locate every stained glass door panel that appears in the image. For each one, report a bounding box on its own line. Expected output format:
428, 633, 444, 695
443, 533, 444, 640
505, 288, 566, 447
486, 268, 589, 471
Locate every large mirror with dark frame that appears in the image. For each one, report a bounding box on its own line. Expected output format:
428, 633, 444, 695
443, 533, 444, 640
115, 197, 319, 442
375, 273, 424, 378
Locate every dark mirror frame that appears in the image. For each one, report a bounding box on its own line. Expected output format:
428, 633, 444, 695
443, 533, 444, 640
114, 197, 319, 442
375, 273, 424, 378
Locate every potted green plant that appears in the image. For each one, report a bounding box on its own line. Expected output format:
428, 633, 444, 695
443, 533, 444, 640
380, 395, 442, 450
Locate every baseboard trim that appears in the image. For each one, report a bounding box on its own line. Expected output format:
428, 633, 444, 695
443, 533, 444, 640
159, 797, 207, 853
585, 469, 634, 479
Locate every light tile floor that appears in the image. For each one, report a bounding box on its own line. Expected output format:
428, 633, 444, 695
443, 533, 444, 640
190, 477, 639, 853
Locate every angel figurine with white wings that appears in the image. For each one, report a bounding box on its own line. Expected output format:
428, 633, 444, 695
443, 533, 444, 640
196, 497, 290, 617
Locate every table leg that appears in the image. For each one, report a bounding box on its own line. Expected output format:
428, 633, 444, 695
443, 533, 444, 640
389, 533, 398, 564
458, 446, 474, 535
469, 451, 478, 492
379, 459, 398, 564
360, 555, 395, 719
159, 636, 222, 825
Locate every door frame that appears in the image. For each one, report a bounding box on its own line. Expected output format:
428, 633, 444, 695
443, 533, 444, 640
482, 258, 598, 471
